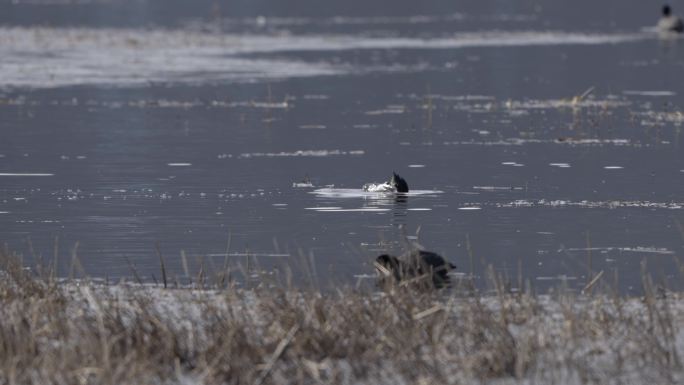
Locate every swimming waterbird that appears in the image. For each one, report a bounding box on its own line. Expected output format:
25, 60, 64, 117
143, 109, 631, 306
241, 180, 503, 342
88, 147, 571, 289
658, 4, 684, 32
375, 250, 456, 288
362, 172, 409, 193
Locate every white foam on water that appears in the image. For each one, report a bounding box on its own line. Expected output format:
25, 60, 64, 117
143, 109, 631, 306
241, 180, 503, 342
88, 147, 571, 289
167, 163, 192, 167
0, 173, 54, 176
239, 150, 364, 158
536, 275, 578, 281
623, 90, 676, 96
298, 125, 326, 129
458, 206, 482, 210
305, 206, 343, 210
407, 208, 432, 211
311, 188, 443, 198
635, 110, 684, 127
249, 101, 289, 109
473, 186, 523, 191
559, 138, 631, 146
562, 246, 674, 255
549, 163, 571, 168
503, 98, 631, 111
206, 252, 291, 257
499, 199, 684, 210
191, 12, 540, 30
205, 13, 467, 28
397, 93, 496, 102
408, 164, 425, 168
0, 211, 8, 214
443, 138, 634, 147
365, 106, 405, 115
0, 27, 648, 88
604, 166, 624, 169
558, 246, 675, 255
353, 124, 377, 129
7, 0, 109, 3
502, 162, 524, 167
302, 94, 329, 100
272, 203, 288, 207
310, 207, 391, 212
292, 182, 314, 188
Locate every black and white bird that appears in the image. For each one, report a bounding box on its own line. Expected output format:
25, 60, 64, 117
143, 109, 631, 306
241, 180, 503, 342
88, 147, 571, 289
363, 172, 409, 193
375, 250, 456, 288
658, 4, 684, 33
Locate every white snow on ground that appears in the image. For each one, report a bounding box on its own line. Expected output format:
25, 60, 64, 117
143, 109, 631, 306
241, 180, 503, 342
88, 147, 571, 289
37, 282, 682, 384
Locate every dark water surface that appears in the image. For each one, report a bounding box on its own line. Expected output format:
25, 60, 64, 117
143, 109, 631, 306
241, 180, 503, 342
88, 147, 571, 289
1, 0, 683, 293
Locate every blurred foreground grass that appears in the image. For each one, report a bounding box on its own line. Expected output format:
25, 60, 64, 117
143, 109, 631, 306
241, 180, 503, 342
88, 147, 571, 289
0, 248, 682, 384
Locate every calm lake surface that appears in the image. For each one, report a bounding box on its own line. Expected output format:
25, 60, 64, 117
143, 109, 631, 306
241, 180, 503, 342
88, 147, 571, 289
1, 0, 683, 293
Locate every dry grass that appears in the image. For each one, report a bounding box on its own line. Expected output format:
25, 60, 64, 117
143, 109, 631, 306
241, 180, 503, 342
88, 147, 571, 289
0, 248, 682, 384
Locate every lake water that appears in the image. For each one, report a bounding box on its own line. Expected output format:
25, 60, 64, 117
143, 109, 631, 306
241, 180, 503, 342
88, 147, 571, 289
1, 0, 683, 293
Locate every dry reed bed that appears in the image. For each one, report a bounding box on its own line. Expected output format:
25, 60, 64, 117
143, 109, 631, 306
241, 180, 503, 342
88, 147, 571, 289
0, 250, 682, 385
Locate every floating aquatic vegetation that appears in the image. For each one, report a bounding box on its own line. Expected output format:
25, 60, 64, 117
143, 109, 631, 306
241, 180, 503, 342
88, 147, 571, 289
0, 173, 54, 176
437, 137, 637, 147
498, 199, 684, 210
238, 150, 365, 158
365, 105, 406, 115
633, 110, 684, 127
561, 246, 675, 255
623, 90, 676, 97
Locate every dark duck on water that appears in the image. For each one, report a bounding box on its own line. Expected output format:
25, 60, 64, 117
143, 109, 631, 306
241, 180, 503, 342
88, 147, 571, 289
375, 250, 457, 288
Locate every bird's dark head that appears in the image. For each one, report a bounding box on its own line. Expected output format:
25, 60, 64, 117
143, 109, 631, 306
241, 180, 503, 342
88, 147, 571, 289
391, 172, 409, 193
376, 254, 396, 266
664, 4, 672, 16
375, 254, 402, 281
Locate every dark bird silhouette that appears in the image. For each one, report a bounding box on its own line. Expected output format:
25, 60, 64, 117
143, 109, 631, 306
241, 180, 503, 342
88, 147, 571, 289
375, 250, 456, 288
390, 172, 409, 193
